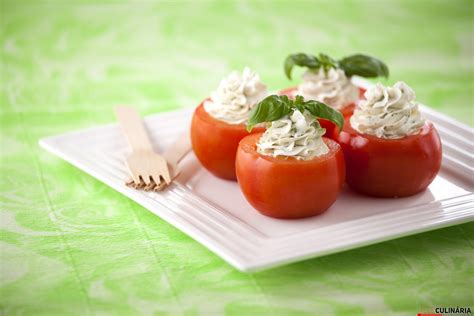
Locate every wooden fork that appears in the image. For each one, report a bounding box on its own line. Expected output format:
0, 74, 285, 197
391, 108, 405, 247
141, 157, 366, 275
115, 106, 171, 190
125, 132, 191, 191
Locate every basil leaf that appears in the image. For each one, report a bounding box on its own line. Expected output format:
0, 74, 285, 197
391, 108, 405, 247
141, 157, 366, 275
247, 95, 293, 132
303, 99, 344, 131
284, 53, 320, 80
339, 54, 389, 78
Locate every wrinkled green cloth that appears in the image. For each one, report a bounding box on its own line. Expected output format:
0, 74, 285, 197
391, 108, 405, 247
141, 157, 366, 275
1, 1, 473, 315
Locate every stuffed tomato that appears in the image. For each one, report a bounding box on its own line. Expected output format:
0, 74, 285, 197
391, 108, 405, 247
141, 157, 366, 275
191, 102, 264, 180
236, 95, 345, 219
190, 67, 268, 180
236, 133, 345, 219
338, 81, 442, 197
281, 52, 389, 139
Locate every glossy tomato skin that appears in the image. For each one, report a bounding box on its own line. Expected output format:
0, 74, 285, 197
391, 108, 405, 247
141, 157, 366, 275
191, 102, 265, 180
337, 121, 442, 197
236, 133, 345, 219
278, 86, 365, 140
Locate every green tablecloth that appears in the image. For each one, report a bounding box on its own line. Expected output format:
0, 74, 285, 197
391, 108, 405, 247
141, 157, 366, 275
1, 1, 473, 315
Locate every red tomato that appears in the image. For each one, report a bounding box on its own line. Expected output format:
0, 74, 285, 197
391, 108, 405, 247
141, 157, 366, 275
190, 102, 265, 180
337, 121, 442, 197
278, 86, 365, 139
236, 133, 345, 219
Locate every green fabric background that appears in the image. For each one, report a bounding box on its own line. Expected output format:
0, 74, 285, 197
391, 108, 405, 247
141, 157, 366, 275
1, 0, 473, 315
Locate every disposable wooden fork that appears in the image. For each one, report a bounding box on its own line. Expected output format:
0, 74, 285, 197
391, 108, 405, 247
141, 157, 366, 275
126, 132, 191, 191
115, 106, 173, 191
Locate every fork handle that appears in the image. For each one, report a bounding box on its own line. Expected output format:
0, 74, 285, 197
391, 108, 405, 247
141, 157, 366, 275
115, 106, 153, 152
163, 132, 192, 165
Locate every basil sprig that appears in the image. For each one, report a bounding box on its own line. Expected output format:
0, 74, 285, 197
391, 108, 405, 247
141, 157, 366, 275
247, 95, 344, 132
284, 52, 389, 80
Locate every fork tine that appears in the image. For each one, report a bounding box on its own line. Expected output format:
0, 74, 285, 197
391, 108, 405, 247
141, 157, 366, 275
134, 180, 146, 189
154, 178, 168, 192
144, 178, 156, 191
141, 175, 151, 185
151, 171, 164, 187
127, 165, 141, 185
125, 178, 135, 187
159, 164, 171, 184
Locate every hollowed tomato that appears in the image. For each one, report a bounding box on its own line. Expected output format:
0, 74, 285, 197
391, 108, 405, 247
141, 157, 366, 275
190, 102, 265, 180
278, 86, 366, 140
236, 133, 345, 219
337, 121, 442, 197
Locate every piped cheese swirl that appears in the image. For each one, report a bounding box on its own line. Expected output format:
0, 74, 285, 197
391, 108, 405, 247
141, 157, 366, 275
297, 68, 359, 110
350, 81, 425, 139
257, 110, 329, 160
204, 67, 268, 124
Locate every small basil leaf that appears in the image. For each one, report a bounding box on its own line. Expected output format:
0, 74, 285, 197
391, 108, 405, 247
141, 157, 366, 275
318, 53, 339, 74
293, 95, 305, 112
303, 99, 344, 131
247, 95, 293, 132
339, 54, 389, 78
284, 53, 320, 80
294, 95, 305, 105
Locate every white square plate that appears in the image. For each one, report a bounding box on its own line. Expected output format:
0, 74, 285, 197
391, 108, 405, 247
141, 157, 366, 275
39, 89, 474, 272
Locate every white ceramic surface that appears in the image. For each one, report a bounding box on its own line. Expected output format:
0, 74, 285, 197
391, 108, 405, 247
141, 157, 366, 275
39, 85, 474, 272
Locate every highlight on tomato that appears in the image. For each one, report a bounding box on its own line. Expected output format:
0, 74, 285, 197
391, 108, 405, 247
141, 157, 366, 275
190, 67, 268, 180
338, 81, 442, 198
279, 52, 389, 139
236, 95, 345, 219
